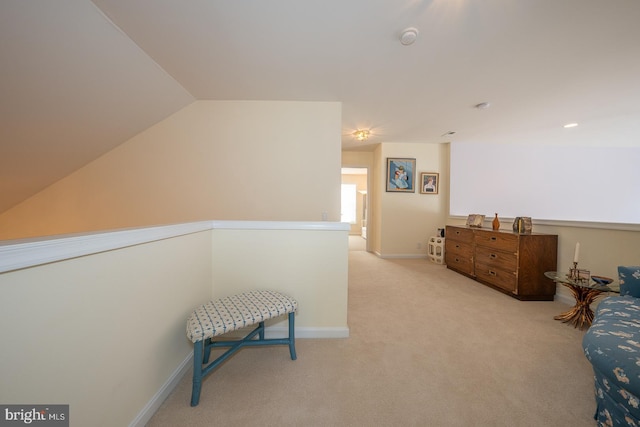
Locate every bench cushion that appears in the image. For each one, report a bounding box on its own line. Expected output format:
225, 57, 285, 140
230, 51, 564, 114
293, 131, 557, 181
583, 296, 640, 424
186, 290, 298, 343
619, 266, 640, 298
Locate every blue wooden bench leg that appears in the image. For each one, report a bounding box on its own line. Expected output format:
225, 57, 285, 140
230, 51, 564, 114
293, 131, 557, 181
203, 338, 212, 364
191, 340, 204, 407
288, 312, 297, 360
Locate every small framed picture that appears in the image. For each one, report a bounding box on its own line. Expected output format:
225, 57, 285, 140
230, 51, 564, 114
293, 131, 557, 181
420, 173, 439, 194
386, 158, 416, 192
466, 214, 485, 228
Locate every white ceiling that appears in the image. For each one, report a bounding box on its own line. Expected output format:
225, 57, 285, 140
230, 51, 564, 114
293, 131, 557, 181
2, 0, 640, 213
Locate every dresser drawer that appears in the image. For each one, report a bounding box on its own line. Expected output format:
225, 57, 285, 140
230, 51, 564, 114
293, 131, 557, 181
445, 252, 474, 276
474, 230, 518, 252
445, 240, 473, 258
475, 265, 517, 293
446, 226, 474, 243
475, 246, 517, 272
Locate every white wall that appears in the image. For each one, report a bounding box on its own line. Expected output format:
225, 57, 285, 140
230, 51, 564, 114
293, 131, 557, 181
0, 100, 342, 240
450, 143, 640, 224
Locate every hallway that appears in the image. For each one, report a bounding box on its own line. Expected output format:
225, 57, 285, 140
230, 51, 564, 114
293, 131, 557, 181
348, 235, 366, 251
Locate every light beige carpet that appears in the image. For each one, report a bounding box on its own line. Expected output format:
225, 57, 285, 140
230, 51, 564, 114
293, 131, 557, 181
147, 249, 596, 427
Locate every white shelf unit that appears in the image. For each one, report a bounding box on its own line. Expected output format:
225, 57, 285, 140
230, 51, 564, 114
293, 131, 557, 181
428, 236, 445, 264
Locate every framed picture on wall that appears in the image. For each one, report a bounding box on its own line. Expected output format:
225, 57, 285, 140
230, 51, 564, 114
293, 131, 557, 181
420, 172, 439, 194
386, 158, 416, 192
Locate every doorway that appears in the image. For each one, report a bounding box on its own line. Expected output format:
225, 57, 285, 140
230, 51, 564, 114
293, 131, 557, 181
341, 167, 368, 250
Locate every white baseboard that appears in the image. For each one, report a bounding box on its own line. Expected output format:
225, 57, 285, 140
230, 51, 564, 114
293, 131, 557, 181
265, 326, 350, 339
129, 353, 192, 427
374, 251, 427, 259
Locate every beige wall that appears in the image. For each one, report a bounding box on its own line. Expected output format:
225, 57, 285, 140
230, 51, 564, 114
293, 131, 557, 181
345, 141, 639, 304
341, 151, 374, 169
0, 230, 213, 427
0, 100, 342, 240
376, 142, 449, 257
372, 144, 384, 254
0, 99, 347, 425
343, 143, 450, 257
445, 216, 640, 303
211, 226, 349, 335
0, 221, 349, 426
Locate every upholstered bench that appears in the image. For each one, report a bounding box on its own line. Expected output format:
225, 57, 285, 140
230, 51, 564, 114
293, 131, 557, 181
186, 290, 298, 406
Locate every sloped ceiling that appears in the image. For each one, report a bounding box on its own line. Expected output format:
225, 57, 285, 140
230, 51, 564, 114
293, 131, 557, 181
2, 0, 640, 214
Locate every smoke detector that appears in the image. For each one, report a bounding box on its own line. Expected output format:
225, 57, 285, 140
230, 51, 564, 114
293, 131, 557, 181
400, 27, 419, 45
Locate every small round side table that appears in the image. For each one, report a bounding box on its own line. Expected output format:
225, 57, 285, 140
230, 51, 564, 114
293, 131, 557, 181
544, 271, 618, 330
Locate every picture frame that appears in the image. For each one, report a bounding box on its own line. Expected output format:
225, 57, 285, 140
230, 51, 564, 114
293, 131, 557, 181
512, 216, 533, 234
386, 158, 416, 192
569, 268, 590, 284
466, 214, 485, 228
420, 172, 439, 194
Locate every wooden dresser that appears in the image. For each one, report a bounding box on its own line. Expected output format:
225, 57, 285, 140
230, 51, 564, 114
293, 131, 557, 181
445, 225, 558, 301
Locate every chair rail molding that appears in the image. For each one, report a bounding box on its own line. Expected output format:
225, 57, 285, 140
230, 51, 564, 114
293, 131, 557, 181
0, 220, 350, 274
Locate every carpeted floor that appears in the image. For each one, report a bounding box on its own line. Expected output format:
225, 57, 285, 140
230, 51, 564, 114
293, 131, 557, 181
147, 241, 597, 426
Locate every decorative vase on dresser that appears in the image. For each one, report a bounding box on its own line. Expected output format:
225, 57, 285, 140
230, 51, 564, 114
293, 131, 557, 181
444, 225, 558, 301
492, 213, 500, 230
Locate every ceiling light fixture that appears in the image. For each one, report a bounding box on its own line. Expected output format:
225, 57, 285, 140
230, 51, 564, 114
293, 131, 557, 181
353, 130, 370, 141
400, 27, 419, 45
563, 123, 578, 128
474, 102, 491, 109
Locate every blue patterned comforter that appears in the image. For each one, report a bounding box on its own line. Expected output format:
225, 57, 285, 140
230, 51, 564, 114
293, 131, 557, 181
583, 296, 640, 426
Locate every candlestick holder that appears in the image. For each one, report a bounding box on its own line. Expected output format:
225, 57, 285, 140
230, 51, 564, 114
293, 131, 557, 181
568, 262, 590, 284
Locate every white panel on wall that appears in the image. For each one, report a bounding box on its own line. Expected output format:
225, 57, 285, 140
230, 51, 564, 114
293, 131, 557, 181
450, 143, 640, 224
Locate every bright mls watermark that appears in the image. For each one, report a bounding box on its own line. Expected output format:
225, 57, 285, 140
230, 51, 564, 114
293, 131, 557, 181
0, 405, 68, 426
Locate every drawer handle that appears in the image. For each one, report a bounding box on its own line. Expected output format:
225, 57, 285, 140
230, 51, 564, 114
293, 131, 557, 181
490, 253, 497, 259
488, 270, 496, 276
455, 244, 461, 249
455, 231, 461, 235
490, 237, 497, 241
455, 257, 460, 262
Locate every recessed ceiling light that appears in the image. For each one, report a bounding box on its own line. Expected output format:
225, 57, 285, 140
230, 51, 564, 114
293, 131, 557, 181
563, 123, 578, 128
